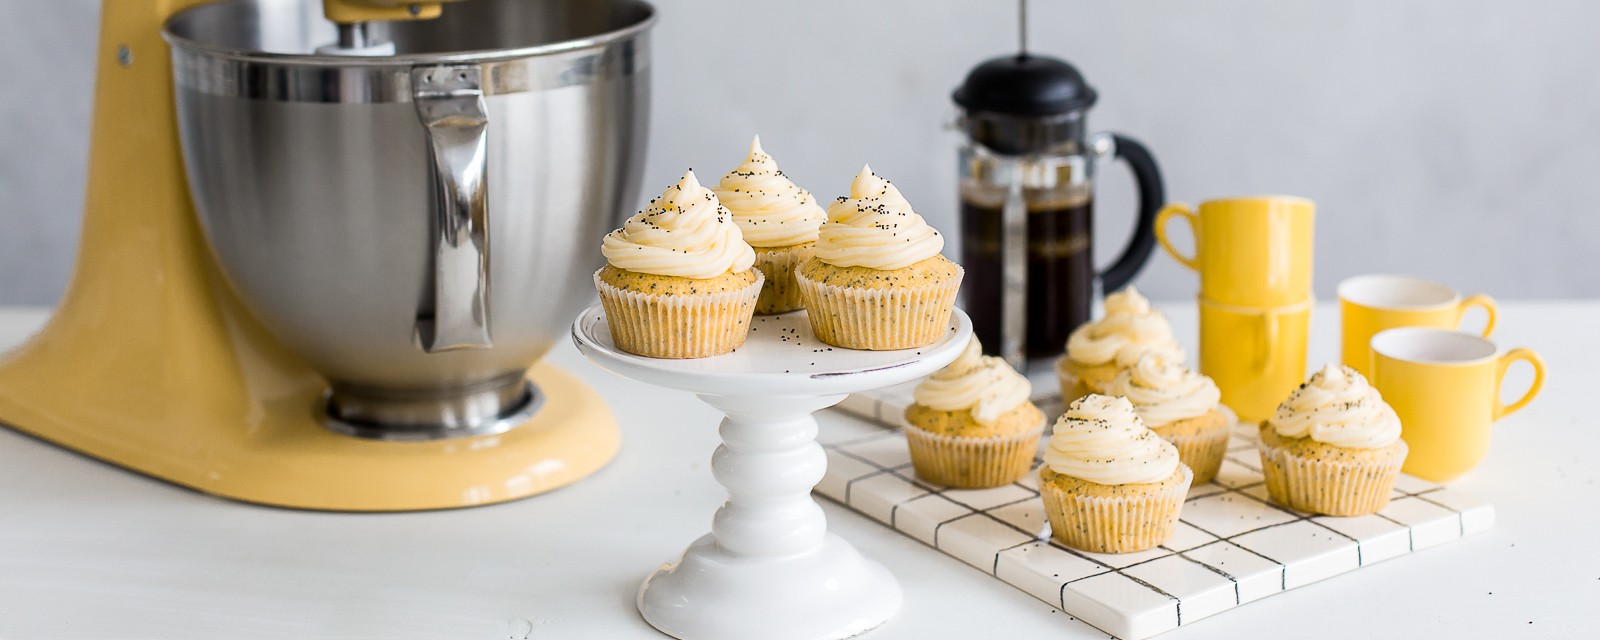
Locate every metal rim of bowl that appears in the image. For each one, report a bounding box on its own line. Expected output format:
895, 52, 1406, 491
160, 1, 658, 66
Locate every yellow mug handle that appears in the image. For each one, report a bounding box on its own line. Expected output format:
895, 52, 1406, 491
1155, 203, 1199, 272
1258, 308, 1279, 371
1493, 348, 1546, 420
1458, 293, 1498, 338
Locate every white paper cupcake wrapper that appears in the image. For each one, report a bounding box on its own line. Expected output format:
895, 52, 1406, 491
1040, 466, 1193, 554
1258, 439, 1408, 516
903, 422, 1045, 489
1055, 357, 1114, 400
1154, 408, 1236, 485
1055, 359, 1086, 404
752, 244, 813, 315
794, 266, 962, 350
593, 269, 763, 359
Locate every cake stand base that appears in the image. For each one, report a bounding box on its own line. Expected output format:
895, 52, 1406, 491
639, 534, 901, 640
573, 307, 972, 640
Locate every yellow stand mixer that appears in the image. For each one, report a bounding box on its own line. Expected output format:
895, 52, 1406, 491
0, 0, 655, 510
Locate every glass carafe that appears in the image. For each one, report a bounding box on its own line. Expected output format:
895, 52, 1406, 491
953, 54, 1164, 366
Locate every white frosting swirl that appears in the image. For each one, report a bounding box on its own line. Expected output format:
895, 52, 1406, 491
1270, 363, 1402, 449
1044, 395, 1181, 485
601, 170, 756, 279
912, 337, 1032, 425
711, 136, 826, 248
814, 166, 945, 270
1066, 287, 1186, 368
1103, 352, 1221, 428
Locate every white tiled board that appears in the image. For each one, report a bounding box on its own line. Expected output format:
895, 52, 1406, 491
821, 384, 1494, 640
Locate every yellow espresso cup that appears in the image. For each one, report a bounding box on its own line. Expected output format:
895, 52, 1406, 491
1338, 274, 1498, 377
1156, 196, 1315, 307
1370, 328, 1545, 482
1198, 297, 1311, 425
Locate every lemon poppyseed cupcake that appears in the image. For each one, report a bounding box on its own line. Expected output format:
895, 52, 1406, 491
1103, 352, 1231, 485
902, 337, 1046, 488
1056, 286, 1185, 400
795, 166, 962, 350
1039, 395, 1192, 553
1258, 364, 1408, 516
596, 170, 762, 358
712, 136, 826, 315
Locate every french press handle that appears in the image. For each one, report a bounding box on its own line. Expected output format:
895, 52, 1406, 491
1093, 132, 1164, 293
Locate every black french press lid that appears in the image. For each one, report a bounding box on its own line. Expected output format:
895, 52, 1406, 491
952, 53, 1098, 117
953, 53, 1097, 155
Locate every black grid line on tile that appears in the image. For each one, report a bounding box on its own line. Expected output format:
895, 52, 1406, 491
1194, 455, 1370, 564
839, 465, 895, 506
1220, 451, 1476, 563
1412, 494, 1468, 538
1170, 520, 1290, 591
824, 429, 902, 449
1174, 549, 1244, 606
992, 538, 1041, 576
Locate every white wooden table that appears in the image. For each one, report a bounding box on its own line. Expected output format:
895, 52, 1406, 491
1, 301, 1594, 639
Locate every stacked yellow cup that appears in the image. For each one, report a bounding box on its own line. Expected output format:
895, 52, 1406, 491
1338, 275, 1545, 481
1155, 196, 1315, 425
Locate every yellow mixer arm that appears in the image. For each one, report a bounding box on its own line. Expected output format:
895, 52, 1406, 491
323, 0, 466, 23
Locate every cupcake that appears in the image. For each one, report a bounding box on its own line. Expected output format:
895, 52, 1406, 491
795, 166, 962, 350
1056, 286, 1185, 401
596, 170, 762, 358
712, 136, 826, 314
902, 337, 1046, 488
1039, 395, 1192, 553
1258, 364, 1408, 516
1103, 352, 1231, 484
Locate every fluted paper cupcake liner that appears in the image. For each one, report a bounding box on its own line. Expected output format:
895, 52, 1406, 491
1055, 360, 1088, 405
1155, 411, 1235, 485
903, 423, 1045, 489
1055, 357, 1115, 401
1040, 465, 1193, 554
752, 244, 813, 315
1258, 439, 1407, 516
794, 267, 962, 350
593, 269, 763, 359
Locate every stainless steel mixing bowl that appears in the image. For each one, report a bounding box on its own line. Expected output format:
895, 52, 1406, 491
163, 0, 653, 439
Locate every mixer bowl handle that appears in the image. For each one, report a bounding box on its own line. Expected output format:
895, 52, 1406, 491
412, 65, 493, 352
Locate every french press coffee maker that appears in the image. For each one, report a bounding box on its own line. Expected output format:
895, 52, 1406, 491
954, 25, 1165, 367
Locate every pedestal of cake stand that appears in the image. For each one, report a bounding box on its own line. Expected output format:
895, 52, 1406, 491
573, 307, 972, 640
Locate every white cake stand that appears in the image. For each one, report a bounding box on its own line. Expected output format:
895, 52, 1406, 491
572, 306, 972, 640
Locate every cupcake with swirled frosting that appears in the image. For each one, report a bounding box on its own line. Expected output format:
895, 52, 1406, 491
1057, 286, 1186, 400
1038, 394, 1192, 553
795, 166, 962, 350
902, 337, 1045, 488
1104, 352, 1231, 484
596, 170, 762, 358
1258, 363, 1408, 516
712, 136, 826, 314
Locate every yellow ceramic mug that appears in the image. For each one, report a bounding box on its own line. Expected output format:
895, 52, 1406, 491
1338, 274, 1498, 376
1370, 328, 1545, 482
1156, 196, 1315, 307
1198, 297, 1311, 425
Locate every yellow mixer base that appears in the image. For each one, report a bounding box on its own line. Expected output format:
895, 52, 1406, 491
0, 362, 619, 512
0, 0, 619, 511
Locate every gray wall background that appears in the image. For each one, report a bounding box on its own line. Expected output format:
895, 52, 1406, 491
3, 0, 1597, 305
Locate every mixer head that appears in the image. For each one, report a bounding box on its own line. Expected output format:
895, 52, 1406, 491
319, 0, 464, 55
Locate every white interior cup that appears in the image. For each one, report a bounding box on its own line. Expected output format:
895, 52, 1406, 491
1337, 274, 1460, 310
1371, 327, 1496, 365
